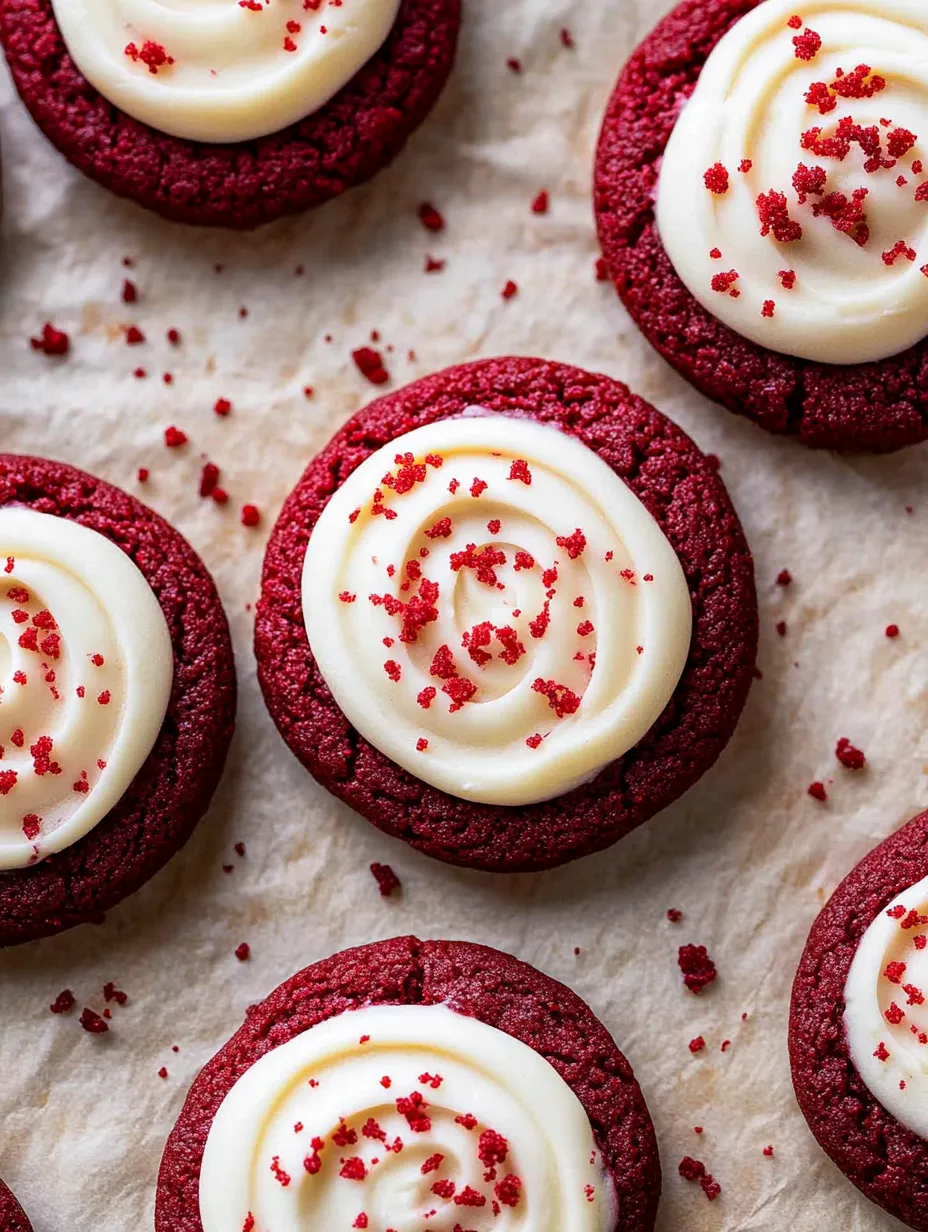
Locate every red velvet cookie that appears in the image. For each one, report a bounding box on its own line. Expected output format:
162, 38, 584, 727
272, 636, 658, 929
0, 1179, 32, 1232
156, 936, 661, 1232
0, 0, 459, 229
255, 356, 758, 872
594, 0, 928, 454
0, 454, 236, 947
790, 810, 928, 1229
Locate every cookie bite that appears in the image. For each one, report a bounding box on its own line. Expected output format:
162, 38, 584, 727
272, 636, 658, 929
595, 0, 928, 452
0, 1178, 32, 1232
156, 937, 661, 1232
0, 454, 236, 946
256, 357, 758, 871
790, 809, 928, 1229
0, 0, 460, 227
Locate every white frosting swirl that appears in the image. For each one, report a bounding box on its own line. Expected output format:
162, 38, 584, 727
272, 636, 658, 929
657, 0, 928, 364
845, 872, 928, 1137
0, 508, 173, 870
49, 0, 402, 143
199, 1003, 617, 1232
301, 415, 692, 807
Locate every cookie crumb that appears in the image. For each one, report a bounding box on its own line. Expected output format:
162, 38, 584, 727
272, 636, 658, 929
371, 863, 401, 897
678, 944, 717, 994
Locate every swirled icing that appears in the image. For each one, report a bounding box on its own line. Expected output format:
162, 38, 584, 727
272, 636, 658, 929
301, 414, 692, 807
0, 508, 173, 870
199, 1003, 617, 1232
657, 0, 928, 364
845, 873, 928, 1138
49, 0, 402, 143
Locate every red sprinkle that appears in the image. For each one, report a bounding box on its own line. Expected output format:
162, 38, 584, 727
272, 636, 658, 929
352, 347, 390, 385
678, 944, 717, 994
418, 203, 445, 233
703, 163, 730, 195
241, 505, 261, 528
886, 624, 900, 638
79, 1008, 109, 1034
50, 989, 76, 1014
793, 27, 822, 61
30, 322, 70, 356
689, 1036, 706, 1054
531, 190, 549, 214
836, 737, 866, 770
808, 781, 828, 802
164, 426, 187, 448
235, 942, 250, 962
371, 862, 401, 897
501, 279, 518, 300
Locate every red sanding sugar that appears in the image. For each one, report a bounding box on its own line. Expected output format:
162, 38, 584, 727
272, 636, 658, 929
678, 944, 717, 994
371, 863, 401, 897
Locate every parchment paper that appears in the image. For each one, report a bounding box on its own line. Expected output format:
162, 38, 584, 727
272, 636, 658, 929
1, 2, 927, 1229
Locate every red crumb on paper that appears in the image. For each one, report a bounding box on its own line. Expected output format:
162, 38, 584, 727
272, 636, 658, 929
678, 944, 717, 994
836, 737, 866, 770
371, 863, 401, 897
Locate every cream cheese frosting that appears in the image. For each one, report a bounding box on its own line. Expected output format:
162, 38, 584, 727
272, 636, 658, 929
845, 872, 928, 1138
657, 0, 928, 365
301, 414, 693, 807
49, 0, 402, 144
0, 508, 173, 870
199, 1002, 617, 1232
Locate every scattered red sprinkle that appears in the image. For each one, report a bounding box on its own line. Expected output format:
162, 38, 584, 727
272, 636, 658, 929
779, 270, 797, 289
501, 279, 518, 300
739, 158, 753, 173
703, 162, 730, 195
235, 942, 250, 962
886, 624, 900, 638
103, 982, 127, 1005
79, 1008, 108, 1034
30, 322, 70, 356
689, 1036, 706, 1054
874, 1041, 890, 1061
560, 27, 574, 47
125, 39, 174, 73
371, 863, 401, 897
506, 57, 521, 73
836, 737, 866, 770
417, 202, 445, 233
762, 300, 776, 318
531, 190, 549, 214
763, 1145, 774, 1157
352, 347, 390, 385
50, 990, 76, 1014
787, 15, 803, 29
808, 781, 828, 802
793, 27, 822, 61
241, 504, 261, 528
667, 908, 683, 923
424, 255, 445, 273
214, 397, 232, 417
757, 190, 803, 243
678, 944, 717, 994
121, 279, 137, 304
164, 426, 187, 448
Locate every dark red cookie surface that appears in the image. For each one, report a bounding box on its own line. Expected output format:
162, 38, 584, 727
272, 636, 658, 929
0, 454, 236, 947
156, 936, 661, 1232
0, 1178, 32, 1232
790, 810, 928, 1229
0, 0, 459, 229
594, 0, 928, 454
255, 356, 758, 872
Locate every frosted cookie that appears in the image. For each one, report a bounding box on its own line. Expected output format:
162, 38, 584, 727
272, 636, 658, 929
156, 937, 661, 1232
791, 809, 928, 1229
255, 356, 758, 872
0, 0, 459, 227
0, 454, 236, 945
595, 0, 928, 452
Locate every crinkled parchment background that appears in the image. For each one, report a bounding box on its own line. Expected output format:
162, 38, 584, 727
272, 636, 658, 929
1, 2, 928, 1229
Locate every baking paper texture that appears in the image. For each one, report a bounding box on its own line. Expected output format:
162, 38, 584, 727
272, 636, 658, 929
1, 2, 927, 1229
